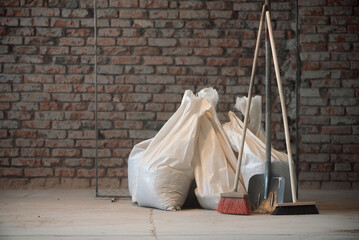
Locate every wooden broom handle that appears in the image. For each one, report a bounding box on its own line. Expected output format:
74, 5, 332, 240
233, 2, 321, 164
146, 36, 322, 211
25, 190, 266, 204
233, 5, 266, 192
265, 10, 297, 202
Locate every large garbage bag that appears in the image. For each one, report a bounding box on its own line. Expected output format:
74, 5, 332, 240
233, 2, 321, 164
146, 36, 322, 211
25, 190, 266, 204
223, 111, 293, 202
129, 89, 213, 210
128, 88, 241, 210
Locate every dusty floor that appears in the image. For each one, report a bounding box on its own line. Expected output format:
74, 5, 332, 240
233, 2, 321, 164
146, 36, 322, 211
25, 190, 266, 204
0, 189, 358, 240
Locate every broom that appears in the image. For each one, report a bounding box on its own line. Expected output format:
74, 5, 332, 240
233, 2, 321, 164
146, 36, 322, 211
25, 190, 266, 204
216, 5, 267, 215
262, 8, 319, 215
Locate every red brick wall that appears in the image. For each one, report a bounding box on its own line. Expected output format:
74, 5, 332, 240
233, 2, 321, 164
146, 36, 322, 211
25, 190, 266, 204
298, 0, 359, 189
0, 0, 357, 190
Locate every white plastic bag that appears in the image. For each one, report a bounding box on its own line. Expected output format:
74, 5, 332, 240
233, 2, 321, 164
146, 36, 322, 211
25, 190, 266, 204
134, 90, 213, 210
128, 138, 152, 203
223, 111, 293, 202
235, 96, 265, 142
128, 88, 243, 210
193, 96, 238, 210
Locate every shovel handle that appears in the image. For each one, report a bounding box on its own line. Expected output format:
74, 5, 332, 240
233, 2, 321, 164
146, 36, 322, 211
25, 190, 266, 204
264, 2, 272, 200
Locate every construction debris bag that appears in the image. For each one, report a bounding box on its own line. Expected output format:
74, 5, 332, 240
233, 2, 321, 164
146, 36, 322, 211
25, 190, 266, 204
235, 96, 265, 142
130, 89, 213, 210
128, 88, 241, 210
193, 107, 237, 210
223, 111, 293, 202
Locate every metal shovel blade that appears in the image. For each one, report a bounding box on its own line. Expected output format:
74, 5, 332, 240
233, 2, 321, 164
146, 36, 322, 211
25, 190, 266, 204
248, 175, 285, 213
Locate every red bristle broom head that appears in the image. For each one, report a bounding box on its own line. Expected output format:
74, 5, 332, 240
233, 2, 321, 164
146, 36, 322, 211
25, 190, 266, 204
217, 193, 251, 215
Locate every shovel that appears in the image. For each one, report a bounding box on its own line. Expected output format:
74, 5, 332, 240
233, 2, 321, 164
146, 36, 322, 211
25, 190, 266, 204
248, 158, 285, 213
247, 1, 285, 214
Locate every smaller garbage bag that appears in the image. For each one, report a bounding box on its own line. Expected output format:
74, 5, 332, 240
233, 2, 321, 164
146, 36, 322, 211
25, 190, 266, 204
223, 111, 293, 202
235, 96, 265, 142
193, 107, 238, 210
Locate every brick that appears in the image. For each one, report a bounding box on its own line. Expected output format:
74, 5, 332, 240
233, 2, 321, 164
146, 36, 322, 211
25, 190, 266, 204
210, 39, 239, 47
321, 181, 351, 190
0, 93, 20, 102
179, 39, 208, 47
234, 2, 261, 11
117, 38, 146, 46
301, 134, 330, 143
140, 0, 168, 8
322, 126, 351, 135
189, 67, 218, 76
310, 163, 333, 172
110, 0, 138, 7
15, 139, 44, 148
112, 56, 141, 65
52, 149, 81, 157
210, 10, 232, 19
175, 57, 203, 65
119, 9, 147, 18
0, 120, 19, 129
207, 58, 236, 66
343, 145, 359, 154
299, 172, 329, 181
0, 158, 10, 166
55, 168, 76, 177
64, 158, 93, 167
143, 56, 173, 65
24, 168, 53, 177
300, 52, 330, 61
4, 64, 32, 74
12, 158, 41, 167
302, 16, 329, 25
148, 38, 177, 47
0, 149, 19, 157
10, 130, 37, 138
0, 103, 10, 111
45, 139, 74, 148
155, 19, 185, 28
38, 130, 66, 139
320, 107, 345, 116
0, 168, 23, 177
22, 121, 50, 129
180, 10, 208, 19
334, 163, 352, 172
193, 29, 221, 38
149, 10, 178, 19
32, 7, 60, 16
60, 178, 90, 188
163, 48, 193, 56
299, 154, 330, 163
7, 112, 32, 121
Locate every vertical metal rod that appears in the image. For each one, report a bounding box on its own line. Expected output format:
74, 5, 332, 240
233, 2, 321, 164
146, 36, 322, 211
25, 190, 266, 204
264, 0, 271, 200
94, 0, 98, 197
295, 0, 300, 198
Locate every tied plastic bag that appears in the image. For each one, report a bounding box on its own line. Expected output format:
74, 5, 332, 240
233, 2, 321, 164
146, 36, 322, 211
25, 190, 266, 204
128, 88, 242, 210
193, 102, 238, 210
130, 89, 213, 210
235, 96, 265, 142
223, 111, 293, 202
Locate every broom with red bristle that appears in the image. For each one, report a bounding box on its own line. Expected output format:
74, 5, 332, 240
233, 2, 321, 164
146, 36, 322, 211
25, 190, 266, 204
216, 5, 267, 215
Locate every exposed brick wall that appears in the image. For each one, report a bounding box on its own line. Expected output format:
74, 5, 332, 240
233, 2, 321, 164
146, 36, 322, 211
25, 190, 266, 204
0, 0, 357, 190
298, 0, 359, 190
